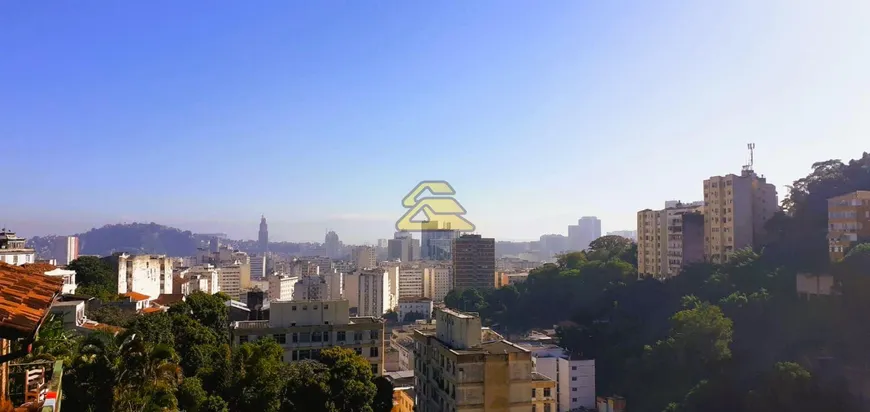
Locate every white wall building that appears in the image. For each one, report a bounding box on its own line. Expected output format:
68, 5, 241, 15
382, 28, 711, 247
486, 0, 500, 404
44, 268, 77, 295
52, 236, 79, 266
113, 253, 173, 299
426, 266, 452, 302
397, 297, 433, 322
518, 342, 596, 411
270, 275, 298, 301
185, 265, 220, 294
355, 269, 393, 317
0, 230, 35, 266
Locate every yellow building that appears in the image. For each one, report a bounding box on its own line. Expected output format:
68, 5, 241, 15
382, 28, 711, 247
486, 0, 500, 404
392, 387, 415, 412
703, 169, 777, 263
637, 201, 704, 278
230, 299, 386, 375
532, 372, 556, 412
827, 190, 870, 261
413, 307, 552, 412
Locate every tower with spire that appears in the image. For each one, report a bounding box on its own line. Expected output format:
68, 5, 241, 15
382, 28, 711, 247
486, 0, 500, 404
258, 215, 269, 253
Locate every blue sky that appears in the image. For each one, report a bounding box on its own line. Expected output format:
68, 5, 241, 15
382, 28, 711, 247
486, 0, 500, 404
2, 1, 869, 243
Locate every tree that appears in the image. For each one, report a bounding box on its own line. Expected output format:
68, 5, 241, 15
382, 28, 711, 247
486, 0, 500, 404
371, 376, 394, 412
228, 339, 287, 412
68, 256, 119, 301
281, 360, 335, 412
587, 235, 633, 261
319, 347, 378, 412
177, 377, 209, 412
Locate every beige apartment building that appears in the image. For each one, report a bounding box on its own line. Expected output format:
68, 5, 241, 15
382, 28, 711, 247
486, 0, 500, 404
413, 307, 548, 412
703, 169, 777, 263
827, 190, 870, 261
230, 299, 386, 375
637, 201, 705, 278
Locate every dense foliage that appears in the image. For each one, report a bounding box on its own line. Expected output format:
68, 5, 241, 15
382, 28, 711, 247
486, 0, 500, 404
29, 292, 391, 412
445, 152, 870, 412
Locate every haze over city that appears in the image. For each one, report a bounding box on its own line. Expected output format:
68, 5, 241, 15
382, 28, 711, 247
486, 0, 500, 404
3, 1, 869, 243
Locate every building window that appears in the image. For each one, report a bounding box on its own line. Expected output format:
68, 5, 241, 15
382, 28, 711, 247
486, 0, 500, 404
291, 350, 298, 361
291, 305, 297, 311
292, 333, 298, 343
544, 405, 551, 412
354, 347, 362, 355
322, 331, 329, 342
312, 332, 322, 342
354, 331, 363, 341
239, 335, 249, 344
532, 389, 536, 398
369, 330, 378, 340
274, 334, 286, 344
544, 388, 551, 397
300, 332, 311, 343
370, 347, 379, 357
571, 366, 577, 370
371, 364, 378, 375
337, 331, 346, 342
324, 304, 329, 309
572, 398, 578, 403
571, 377, 577, 381
572, 387, 577, 392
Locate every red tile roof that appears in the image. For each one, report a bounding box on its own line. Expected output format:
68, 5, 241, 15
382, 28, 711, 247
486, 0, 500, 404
19, 262, 57, 274
153, 293, 185, 306
80, 320, 124, 335
0, 262, 64, 339
140, 306, 164, 314
122, 291, 151, 302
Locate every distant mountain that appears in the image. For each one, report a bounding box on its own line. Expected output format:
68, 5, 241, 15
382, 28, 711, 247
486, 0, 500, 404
28, 223, 205, 257
26, 222, 319, 258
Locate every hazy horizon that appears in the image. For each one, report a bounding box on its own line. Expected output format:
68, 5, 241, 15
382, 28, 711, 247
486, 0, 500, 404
4, 1, 869, 244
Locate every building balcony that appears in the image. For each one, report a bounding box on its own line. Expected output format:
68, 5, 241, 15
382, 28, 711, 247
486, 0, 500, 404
5, 359, 64, 411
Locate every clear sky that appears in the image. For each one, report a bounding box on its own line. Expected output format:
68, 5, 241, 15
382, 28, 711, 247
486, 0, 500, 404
2, 1, 869, 244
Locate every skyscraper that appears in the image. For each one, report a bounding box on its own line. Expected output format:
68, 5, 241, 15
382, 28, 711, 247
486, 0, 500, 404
568, 216, 602, 251
258, 215, 269, 253
452, 234, 496, 290
324, 231, 340, 259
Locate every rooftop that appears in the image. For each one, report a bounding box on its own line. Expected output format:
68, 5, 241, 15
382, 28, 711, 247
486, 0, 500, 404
439, 307, 477, 319
122, 291, 151, 302
0, 263, 64, 339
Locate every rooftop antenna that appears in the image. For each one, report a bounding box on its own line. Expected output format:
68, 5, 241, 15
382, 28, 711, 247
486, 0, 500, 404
742, 143, 755, 174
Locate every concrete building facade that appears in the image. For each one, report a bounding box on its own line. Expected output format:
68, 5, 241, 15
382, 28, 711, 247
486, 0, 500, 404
827, 190, 870, 261
452, 234, 496, 290
413, 308, 548, 412
0, 230, 35, 266
703, 169, 777, 263
230, 299, 386, 375
111, 253, 173, 299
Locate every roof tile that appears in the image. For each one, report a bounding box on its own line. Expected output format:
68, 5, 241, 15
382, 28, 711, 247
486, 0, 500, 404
0, 262, 64, 339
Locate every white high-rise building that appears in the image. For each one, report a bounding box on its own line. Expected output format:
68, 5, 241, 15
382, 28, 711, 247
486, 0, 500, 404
355, 269, 394, 317
250, 255, 267, 280
518, 342, 596, 411
52, 236, 79, 266
185, 265, 220, 295
112, 253, 174, 299
568, 216, 602, 251
269, 275, 298, 301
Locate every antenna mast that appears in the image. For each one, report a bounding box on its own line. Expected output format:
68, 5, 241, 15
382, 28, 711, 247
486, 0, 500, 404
742, 143, 756, 174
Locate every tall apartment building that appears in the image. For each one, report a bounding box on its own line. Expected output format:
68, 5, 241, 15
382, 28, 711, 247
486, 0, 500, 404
703, 169, 777, 263
399, 263, 453, 302
827, 190, 870, 261
388, 231, 420, 262
452, 234, 496, 290
637, 201, 705, 278
109, 253, 173, 299
0, 230, 35, 266
354, 269, 395, 317
52, 236, 79, 266
218, 262, 251, 300
230, 299, 386, 375
250, 255, 267, 280
353, 246, 377, 270
413, 308, 546, 412
568, 216, 602, 251
518, 342, 596, 411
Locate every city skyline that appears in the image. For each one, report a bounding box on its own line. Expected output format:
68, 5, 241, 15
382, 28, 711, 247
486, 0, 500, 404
3, 2, 869, 243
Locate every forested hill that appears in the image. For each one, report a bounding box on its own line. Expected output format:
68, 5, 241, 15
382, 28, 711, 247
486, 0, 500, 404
28, 223, 206, 257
